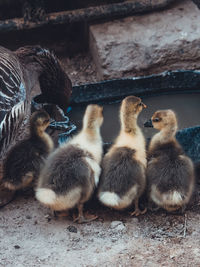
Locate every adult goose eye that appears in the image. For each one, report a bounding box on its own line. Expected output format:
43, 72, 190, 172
153, 118, 161, 122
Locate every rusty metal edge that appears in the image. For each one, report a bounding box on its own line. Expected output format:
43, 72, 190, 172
0, 0, 176, 33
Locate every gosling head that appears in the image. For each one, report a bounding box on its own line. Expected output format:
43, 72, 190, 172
144, 109, 178, 132
83, 104, 103, 130
121, 95, 146, 118
30, 110, 50, 133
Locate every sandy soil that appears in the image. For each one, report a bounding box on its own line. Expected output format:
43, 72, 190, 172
1, 189, 200, 267
1, 52, 200, 267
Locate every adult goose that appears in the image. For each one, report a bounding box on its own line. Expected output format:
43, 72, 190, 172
0, 45, 72, 206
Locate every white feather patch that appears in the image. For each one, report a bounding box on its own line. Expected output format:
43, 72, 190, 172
151, 185, 183, 206
35, 188, 56, 205
98, 192, 121, 207
36, 187, 82, 211
84, 157, 101, 186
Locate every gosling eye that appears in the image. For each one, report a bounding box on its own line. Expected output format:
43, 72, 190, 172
138, 102, 142, 106
152, 118, 161, 122
44, 119, 50, 124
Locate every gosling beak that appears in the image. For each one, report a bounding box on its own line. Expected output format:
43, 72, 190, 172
142, 102, 147, 109
144, 119, 153, 127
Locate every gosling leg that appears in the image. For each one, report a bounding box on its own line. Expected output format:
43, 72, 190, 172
73, 203, 98, 224
131, 198, 147, 216
52, 210, 69, 218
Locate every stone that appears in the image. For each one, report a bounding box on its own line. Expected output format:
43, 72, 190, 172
131, 217, 139, 224
67, 225, 78, 233
89, 0, 200, 79
110, 221, 126, 232
111, 237, 118, 242
14, 245, 21, 249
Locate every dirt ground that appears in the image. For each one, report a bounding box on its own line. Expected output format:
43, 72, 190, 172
60, 53, 99, 86
1, 187, 200, 267
1, 52, 200, 267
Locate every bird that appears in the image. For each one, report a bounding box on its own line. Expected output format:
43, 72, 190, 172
98, 95, 147, 216
36, 104, 103, 223
15, 45, 72, 110
0, 45, 72, 206
144, 109, 195, 212
2, 110, 53, 192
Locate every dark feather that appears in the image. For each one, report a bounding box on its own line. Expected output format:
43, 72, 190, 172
147, 141, 194, 195
2, 110, 52, 188
15, 45, 72, 110
99, 147, 145, 197
0, 45, 72, 177
39, 144, 94, 195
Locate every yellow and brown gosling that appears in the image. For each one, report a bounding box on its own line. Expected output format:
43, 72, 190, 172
2, 110, 53, 192
98, 95, 147, 216
36, 104, 103, 223
144, 109, 195, 212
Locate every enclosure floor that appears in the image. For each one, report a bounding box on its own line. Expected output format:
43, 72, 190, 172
60, 53, 99, 87
1, 191, 200, 266
1, 52, 200, 266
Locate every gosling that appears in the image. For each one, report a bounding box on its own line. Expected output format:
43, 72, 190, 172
144, 109, 195, 212
98, 96, 147, 216
36, 104, 103, 223
2, 110, 53, 192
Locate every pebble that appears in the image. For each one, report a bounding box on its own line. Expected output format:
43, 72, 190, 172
133, 232, 139, 238
44, 214, 51, 222
110, 221, 126, 232
14, 245, 20, 249
131, 217, 139, 224
67, 225, 78, 233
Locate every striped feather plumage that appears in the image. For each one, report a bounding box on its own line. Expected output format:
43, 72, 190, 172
15, 46, 72, 110
0, 45, 71, 181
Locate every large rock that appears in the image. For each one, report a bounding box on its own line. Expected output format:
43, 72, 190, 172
89, 0, 200, 79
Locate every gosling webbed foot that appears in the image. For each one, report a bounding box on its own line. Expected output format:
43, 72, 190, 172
130, 207, 147, 216
148, 203, 160, 212
73, 213, 98, 224
131, 198, 147, 216
52, 210, 69, 218
73, 203, 98, 223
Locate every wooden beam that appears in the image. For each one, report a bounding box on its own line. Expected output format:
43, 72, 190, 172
0, 0, 176, 33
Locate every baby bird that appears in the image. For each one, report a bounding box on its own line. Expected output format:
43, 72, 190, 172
144, 109, 195, 212
36, 104, 103, 223
98, 96, 147, 216
0, 45, 71, 206
2, 110, 53, 192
